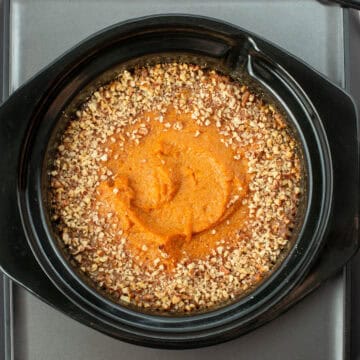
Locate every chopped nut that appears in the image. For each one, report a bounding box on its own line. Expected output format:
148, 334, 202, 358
120, 295, 130, 303
217, 246, 224, 255
171, 295, 181, 304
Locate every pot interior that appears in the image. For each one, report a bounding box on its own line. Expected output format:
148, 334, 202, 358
42, 52, 309, 316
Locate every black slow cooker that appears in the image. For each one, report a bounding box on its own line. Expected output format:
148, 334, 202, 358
0, 15, 358, 349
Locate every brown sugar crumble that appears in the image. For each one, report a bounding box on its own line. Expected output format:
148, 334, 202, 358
49, 63, 303, 313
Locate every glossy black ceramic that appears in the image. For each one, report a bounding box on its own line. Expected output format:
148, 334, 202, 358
0, 15, 358, 349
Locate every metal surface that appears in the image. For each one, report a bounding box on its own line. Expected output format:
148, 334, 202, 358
0, 1, 13, 360
346, 9, 360, 360
0, 0, 352, 359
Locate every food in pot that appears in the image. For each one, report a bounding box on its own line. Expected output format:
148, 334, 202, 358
49, 63, 302, 313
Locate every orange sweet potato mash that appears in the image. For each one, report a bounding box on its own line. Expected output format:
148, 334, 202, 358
97, 107, 250, 270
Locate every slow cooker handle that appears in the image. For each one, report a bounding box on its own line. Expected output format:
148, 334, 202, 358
0, 66, 71, 302
285, 57, 359, 283
253, 37, 359, 298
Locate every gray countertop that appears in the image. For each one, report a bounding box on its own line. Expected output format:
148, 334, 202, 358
1, 1, 360, 359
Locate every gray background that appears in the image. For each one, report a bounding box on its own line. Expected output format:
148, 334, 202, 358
1, 0, 355, 359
